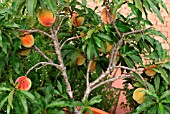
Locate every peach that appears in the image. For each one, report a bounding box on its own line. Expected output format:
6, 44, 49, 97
18, 48, 31, 56
37, 8, 56, 27
75, 54, 86, 65
145, 65, 156, 77
20, 32, 34, 48
132, 88, 146, 104
15, 76, 31, 91
72, 12, 84, 27
145, 69, 156, 77
90, 60, 96, 72
101, 8, 117, 24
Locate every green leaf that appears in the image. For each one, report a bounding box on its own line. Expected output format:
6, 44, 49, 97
158, 103, 164, 114
39, 0, 46, 11
134, 0, 143, 13
147, 104, 157, 114
147, 0, 164, 23
0, 30, 2, 47
46, 0, 56, 14
87, 39, 93, 60
89, 95, 102, 105
153, 68, 169, 84
142, 90, 158, 100
7, 104, 10, 114
17, 92, 28, 113
128, 3, 142, 18
46, 101, 70, 108
20, 91, 37, 103
0, 87, 11, 91
8, 88, 15, 109
160, 90, 170, 100
82, 0, 87, 6
133, 101, 155, 114
154, 75, 160, 92
96, 33, 112, 42
3, 22, 19, 28
161, 99, 170, 103
0, 96, 8, 110
27, 0, 37, 17
133, 73, 145, 87
149, 29, 167, 41
71, 101, 84, 107
86, 28, 95, 39
127, 54, 142, 64
123, 56, 134, 68
57, 81, 63, 94
159, 0, 168, 14
146, 81, 155, 93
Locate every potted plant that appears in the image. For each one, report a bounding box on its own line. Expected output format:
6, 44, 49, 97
0, 0, 169, 114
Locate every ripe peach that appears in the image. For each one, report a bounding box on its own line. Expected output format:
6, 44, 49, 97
20, 32, 34, 48
145, 69, 156, 77
132, 88, 146, 104
72, 12, 84, 27
18, 48, 31, 56
15, 76, 31, 91
90, 60, 96, 72
145, 65, 156, 77
37, 8, 56, 27
75, 54, 86, 65
101, 8, 117, 24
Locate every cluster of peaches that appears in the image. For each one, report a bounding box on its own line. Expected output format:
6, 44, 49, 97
132, 65, 156, 104
15, 7, 117, 90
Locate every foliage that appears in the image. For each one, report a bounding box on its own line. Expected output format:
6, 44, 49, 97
0, 0, 169, 114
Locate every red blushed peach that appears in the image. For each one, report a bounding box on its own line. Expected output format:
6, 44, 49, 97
20, 32, 34, 48
72, 12, 84, 27
37, 8, 56, 27
15, 76, 31, 91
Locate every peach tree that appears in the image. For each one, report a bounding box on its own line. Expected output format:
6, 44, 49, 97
0, 0, 169, 114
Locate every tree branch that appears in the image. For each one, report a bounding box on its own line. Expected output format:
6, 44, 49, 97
17, 29, 52, 38
122, 26, 153, 37
26, 62, 61, 76
55, 16, 67, 36
60, 35, 82, 49
33, 45, 53, 63
86, 60, 92, 88
91, 75, 134, 91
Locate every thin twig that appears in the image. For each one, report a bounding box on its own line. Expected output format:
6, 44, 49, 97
53, 11, 61, 31
17, 29, 52, 38
55, 16, 66, 36
91, 75, 134, 91
60, 35, 82, 49
108, 43, 116, 68
26, 62, 61, 76
122, 26, 153, 37
113, 65, 147, 88
33, 45, 53, 63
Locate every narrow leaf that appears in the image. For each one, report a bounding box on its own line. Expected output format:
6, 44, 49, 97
0, 96, 8, 110
147, 0, 164, 23
8, 88, 15, 109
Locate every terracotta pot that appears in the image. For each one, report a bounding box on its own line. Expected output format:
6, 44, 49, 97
63, 107, 109, 114
86, 107, 109, 114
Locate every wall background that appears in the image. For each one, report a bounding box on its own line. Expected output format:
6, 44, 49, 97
85, 0, 170, 113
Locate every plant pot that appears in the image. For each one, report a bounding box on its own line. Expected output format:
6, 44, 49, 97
86, 107, 109, 114
63, 107, 109, 114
